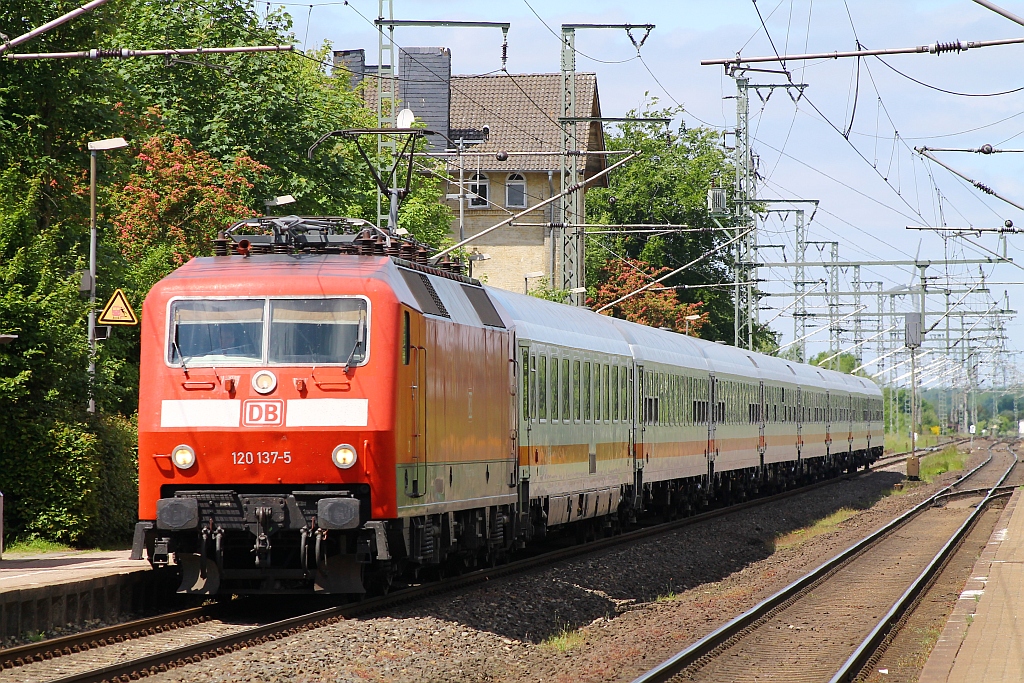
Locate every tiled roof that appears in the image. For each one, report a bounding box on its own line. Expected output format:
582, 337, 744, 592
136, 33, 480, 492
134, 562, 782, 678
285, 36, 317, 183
448, 73, 606, 180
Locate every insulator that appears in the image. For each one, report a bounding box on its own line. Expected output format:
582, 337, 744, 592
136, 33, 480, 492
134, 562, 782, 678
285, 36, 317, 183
415, 245, 430, 265
212, 238, 229, 256
976, 182, 994, 194
931, 40, 963, 54
273, 243, 289, 254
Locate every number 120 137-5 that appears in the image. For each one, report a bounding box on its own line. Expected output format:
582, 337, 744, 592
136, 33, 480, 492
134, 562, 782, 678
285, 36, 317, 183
232, 451, 292, 465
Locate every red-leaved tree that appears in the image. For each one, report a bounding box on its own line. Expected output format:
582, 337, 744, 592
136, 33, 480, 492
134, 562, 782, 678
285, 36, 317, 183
588, 258, 708, 336
111, 135, 267, 266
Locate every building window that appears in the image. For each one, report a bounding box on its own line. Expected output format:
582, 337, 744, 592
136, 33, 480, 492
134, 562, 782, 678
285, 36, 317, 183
505, 173, 526, 208
469, 173, 489, 207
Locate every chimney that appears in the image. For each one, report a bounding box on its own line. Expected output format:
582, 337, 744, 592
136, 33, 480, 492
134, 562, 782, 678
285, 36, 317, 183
398, 47, 451, 152
333, 49, 365, 90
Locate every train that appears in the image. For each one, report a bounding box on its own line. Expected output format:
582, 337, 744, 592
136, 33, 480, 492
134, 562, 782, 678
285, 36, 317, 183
131, 216, 883, 595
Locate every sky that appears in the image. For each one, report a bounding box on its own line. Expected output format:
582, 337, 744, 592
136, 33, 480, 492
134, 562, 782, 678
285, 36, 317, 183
271, 0, 1024, 384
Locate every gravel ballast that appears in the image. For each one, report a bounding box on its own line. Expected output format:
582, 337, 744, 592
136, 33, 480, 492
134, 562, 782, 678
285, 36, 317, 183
148, 448, 986, 683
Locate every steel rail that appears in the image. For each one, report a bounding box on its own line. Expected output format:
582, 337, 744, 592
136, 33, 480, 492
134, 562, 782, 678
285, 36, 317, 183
629, 444, 1004, 683
2, 439, 958, 676
829, 442, 1018, 683
41, 455, 903, 683
0, 604, 213, 670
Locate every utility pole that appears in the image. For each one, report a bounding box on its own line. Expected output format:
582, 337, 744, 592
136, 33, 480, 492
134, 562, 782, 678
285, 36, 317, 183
376, 0, 397, 232
559, 23, 653, 305
729, 77, 807, 348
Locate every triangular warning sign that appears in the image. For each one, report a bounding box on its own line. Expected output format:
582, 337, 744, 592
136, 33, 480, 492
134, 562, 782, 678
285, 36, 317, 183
98, 288, 138, 325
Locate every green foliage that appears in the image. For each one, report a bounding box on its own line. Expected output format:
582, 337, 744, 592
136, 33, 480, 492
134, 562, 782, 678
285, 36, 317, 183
585, 102, 764, 344
919, 447, 966, 483
0, 0, 450, 547
809, 351, 865, 375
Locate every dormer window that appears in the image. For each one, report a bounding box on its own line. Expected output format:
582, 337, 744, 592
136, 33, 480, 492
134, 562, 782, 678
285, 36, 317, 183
469, 173, 489, 207
505, 173, 526, 208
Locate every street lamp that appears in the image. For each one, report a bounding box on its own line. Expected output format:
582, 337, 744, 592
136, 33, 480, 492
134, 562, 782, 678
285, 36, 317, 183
684, 313, 701, 335
524, 271, 545, 294
86, 136, 129, 413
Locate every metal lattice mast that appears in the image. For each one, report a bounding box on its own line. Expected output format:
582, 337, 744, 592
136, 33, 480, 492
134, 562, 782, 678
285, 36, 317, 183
733, 76, 756, 348
793, 209, 807, 361
376, 0, 397, 231
559, 26, 581, 303
828, 242, 839, 367
852, 265, 862, 366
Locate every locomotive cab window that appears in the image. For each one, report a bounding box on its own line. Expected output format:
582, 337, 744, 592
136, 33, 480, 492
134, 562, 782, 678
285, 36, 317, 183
269, 299, 367, 365
168, 297, 369, 367
169, 299, 264, 365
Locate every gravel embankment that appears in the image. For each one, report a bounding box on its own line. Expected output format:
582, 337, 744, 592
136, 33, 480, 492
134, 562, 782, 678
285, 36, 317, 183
150, 447, 986, 683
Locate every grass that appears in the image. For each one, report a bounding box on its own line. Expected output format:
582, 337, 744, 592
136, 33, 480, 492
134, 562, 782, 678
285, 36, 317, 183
919, 446, 966, 483
774, 507, 860, 551
884, 432, 943, 454
2, 536, 78, 555
542, 625, 586, 653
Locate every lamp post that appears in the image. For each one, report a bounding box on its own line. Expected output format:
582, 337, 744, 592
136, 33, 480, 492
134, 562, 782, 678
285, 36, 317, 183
86, 136, 129, 413
684, 313, 701, 335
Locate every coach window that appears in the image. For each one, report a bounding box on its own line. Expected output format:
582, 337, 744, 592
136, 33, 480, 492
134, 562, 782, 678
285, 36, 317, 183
598, 366, 606, 419
573, 359, 582, 421
562, 358, 571, 421
550, 356, 559, 421
594, 363, 602, 422
538, 355, 547, 421
583, 362, 592, 422
505, 173, 527, 209
469, 173, 489, 207
612, 366, 620, 422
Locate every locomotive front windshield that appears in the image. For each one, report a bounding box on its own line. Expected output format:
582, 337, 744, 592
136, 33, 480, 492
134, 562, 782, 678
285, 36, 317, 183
169, 297, 368, 366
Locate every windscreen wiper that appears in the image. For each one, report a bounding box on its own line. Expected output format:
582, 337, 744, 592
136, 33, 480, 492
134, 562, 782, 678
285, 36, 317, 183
344, 310, 367, 370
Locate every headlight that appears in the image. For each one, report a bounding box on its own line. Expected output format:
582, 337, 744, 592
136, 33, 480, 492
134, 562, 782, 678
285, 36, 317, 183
252, 370, 277, 394
332, 443, 357, 469
172, 444, 196, 470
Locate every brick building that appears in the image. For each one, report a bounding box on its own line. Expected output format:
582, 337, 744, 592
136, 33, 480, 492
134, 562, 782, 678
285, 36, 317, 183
333, 47, 607, 293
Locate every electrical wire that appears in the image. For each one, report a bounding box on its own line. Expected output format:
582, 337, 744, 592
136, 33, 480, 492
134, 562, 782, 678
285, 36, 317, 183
520, 0, 641, 65
874, 55, 1024, 97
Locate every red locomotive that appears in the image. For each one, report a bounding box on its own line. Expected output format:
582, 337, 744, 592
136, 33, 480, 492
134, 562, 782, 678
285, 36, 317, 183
132, 216, 882, 595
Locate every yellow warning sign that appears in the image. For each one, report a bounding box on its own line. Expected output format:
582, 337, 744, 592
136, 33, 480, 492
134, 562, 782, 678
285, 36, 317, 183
97, 289, 138, 325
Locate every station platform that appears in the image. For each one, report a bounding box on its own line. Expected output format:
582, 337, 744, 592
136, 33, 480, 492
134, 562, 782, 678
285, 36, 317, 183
0, 550, 175, 645
919, 488, 1024, 683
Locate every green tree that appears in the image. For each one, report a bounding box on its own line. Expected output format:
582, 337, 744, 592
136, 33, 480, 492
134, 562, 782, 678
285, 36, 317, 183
585, 103, 763, 345
0, 0, 451, 546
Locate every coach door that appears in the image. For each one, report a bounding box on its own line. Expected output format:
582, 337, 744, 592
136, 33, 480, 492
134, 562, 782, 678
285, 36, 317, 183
825, 390, 832, 460
795, 386, 803, 465
403, 311, 427, 498
707, 374, 718, 480
758, 381, 766, 469
632, 364, 644, 510
518, 344, 533, 478
848, 395, 855, 454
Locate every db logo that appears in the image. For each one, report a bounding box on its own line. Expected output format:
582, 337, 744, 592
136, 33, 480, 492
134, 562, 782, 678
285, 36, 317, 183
243, 399, 284, 426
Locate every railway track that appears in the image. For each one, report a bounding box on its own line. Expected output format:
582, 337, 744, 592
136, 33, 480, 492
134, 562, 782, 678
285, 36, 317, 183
0, 441, 978, 683
630, 440, 1017, 683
